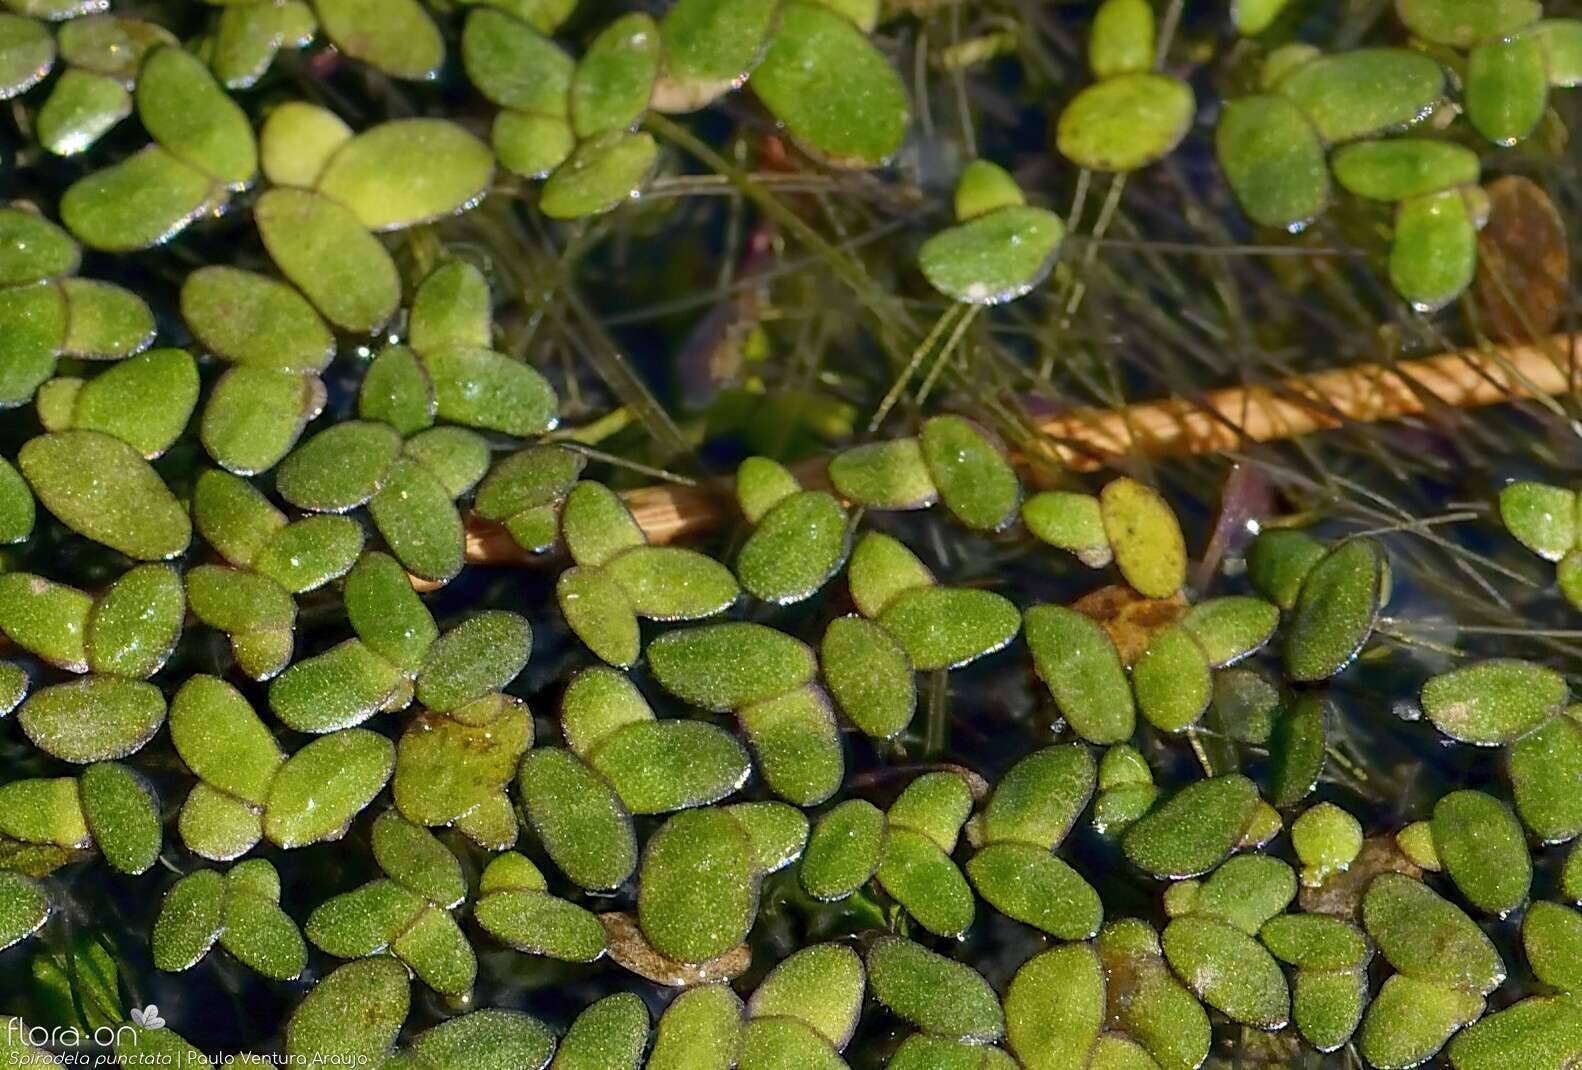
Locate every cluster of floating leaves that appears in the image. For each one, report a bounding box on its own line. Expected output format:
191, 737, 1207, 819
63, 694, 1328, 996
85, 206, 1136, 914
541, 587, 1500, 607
0, 0, 1577, 1067
1218, 0, 1582, 311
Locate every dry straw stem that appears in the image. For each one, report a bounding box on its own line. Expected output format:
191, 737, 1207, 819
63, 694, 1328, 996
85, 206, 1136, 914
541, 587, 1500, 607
443, 332, 1577, 582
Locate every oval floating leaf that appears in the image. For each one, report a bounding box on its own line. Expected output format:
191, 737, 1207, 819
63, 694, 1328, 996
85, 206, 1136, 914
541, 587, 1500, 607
1024, 604, 1135, 744
738, 685, 844, 806
1522, 900, 1582, 991
1182, 597, 1279, 668
727, 801, 808, 874
462, 6, 573, 113
800, 799, 885, 901
181, 266, 334, 372
880, 587, 1020, 672
38, 69, 128, 157
1500, 481, 1578, 562
1391, 188, 1479, 312
868, 936, 1004, 1042
558, 566, 641, 668
1023, 491, 1111, 567
476, 889, 605, 961
318, 120, 494, 232
0, 573, 91, 670
1004, 943, 1103, 1067
1284, 538, 1385, 682
1122, 774, 1260, 879
255, 188, 401, 334
178, 784, 261, 861
968, 842, 1103, 940
1432, 789, 1531, 916
417, 611, 531, 714
559, 666, 652, 756
735, 457, 799, 525
649, 623, 815, 710
1269, 691, 1329, 808
0, 282, 65, 408
848, 532, 934, 618
269, 639, 402, 733
571, 12, 659, 138
821, 614, 915, 740
313, 0, 442, 80
285, 958, 409, 1066
920, 416, 1020, 532
78, 762, 159, 875
1363, 873, 1505, 994
220, 889, 307, 981
828, 439, 936, 511
561, 481, 645, 567
61, 145, 215, 252
1162, 916, 1290, 1030
639, 807, 758, 963
540, 131, 658, 220
409, 1009, 556, 1070
66, 348, 198, 458
1467, 34, 1547, 146
1510, 712, 1582, 843
259, 101, 352, 188
20, 429, 190, 559
1276, 49, 1445, 143
737, 490, 848, 604
264, 729, 394, 848
253, 514, 364, 595
1132, 623, 1212, 734
201, 367, 321, 476
276, 419, 402, 513
749, 2, 908, 168
589, 720, 750, 814
919, 207, 1067, 305
653, 0, 776, 112
875, 826, 974, 937
1058, 73, 1194, 172
648, 984, 744, 1070
748, 943, 864, 1049
1357, 974, 1484, 1070
421, 344, 558, 437
152, 869, 225, 972
19, 677, 165, 763
136, 45, 256, 187
0, 872, 48, 952
1090, 0, 1155, 78
1332, 138, 1481, 203
553, 992, 648, 1070
1217, 94, 1330, 228
1397, 0, 1540, 48
0, 207, 77, 286
394, 705, 531, 827
58, 278, 155, 360
1421, 658, 1565, 746
85, 564, 181, 679
169, 675, 283, 806
516, 748, 636, 891
984, 745, 1095, 850
368, 458, 466, 584
594, 544, 730, 617
1100, 477, 1185, 598
1449, 994, 1582, 1070
0, 456, 34, 543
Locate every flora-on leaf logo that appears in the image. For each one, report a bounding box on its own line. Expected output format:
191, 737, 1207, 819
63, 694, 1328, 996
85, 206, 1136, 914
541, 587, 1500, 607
129, 1005, 165, 1030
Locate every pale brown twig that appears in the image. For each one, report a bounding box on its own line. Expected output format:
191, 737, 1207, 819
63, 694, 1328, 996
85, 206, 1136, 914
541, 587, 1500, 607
446, 332, 1578, 578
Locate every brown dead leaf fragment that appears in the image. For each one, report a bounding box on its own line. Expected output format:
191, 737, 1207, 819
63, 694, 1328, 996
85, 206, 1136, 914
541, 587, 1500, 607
1476, 175, 1569, 344
1071, 584, 1189, 665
